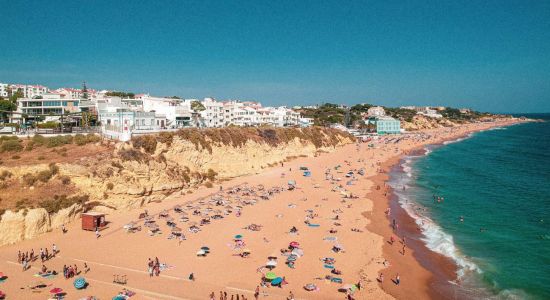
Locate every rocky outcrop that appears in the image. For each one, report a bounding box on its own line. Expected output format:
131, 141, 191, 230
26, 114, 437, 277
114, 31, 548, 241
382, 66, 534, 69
402, 115, 459, 131
0, 203, 83, 245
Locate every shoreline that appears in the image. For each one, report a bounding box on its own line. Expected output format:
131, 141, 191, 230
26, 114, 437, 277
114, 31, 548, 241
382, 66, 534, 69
0, 118, 529, 299
365, 119, 526, 300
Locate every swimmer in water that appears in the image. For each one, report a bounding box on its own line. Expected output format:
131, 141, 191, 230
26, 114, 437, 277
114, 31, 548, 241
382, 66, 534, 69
460, 216, 464, 222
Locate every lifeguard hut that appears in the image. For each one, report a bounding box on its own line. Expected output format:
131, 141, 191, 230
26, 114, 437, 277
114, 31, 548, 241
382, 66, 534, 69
81, 212, 106, 231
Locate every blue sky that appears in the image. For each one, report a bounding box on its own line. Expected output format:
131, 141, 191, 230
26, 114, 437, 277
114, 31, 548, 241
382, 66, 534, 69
1, 0, 549, 113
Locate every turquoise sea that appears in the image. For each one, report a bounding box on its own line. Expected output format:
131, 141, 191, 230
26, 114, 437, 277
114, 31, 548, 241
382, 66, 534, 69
389, 115, 550, 300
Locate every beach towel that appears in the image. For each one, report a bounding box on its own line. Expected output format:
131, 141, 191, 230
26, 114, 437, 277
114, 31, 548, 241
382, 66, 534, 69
323, 264, 335, 269
323, 236, 337, 241
33, 273, 56, 279
307, 223, 320, 227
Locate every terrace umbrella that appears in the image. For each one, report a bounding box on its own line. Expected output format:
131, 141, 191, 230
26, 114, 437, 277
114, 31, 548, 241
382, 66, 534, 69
50, 287, 63, 294
265, 272, 277, 280
73, 277, 86, 289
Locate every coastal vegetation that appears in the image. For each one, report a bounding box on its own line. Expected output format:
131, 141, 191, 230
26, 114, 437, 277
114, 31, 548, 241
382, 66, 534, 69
131, 127, 354, 155
297, 103, 497, 128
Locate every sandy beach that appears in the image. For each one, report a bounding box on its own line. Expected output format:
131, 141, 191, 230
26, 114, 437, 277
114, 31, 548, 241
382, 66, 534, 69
0, 119, 524, 300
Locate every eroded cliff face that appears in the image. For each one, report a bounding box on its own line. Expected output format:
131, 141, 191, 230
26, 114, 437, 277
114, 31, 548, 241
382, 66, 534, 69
0, 128, 354, 245
401, 115, 458, 131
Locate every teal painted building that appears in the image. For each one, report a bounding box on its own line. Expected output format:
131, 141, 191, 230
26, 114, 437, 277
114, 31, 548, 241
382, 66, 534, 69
367, 116, 401, 134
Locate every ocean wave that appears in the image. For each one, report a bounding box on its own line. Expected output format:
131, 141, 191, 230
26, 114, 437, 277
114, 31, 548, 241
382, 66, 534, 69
391, 155, 481, 279
396, 192, 480, 278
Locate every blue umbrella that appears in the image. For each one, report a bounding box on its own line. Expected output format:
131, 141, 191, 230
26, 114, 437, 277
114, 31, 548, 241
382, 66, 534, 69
112, 296, 126, 300
234, 234, 243, 239
271, 277, 283, 286
73, 277, 86, 289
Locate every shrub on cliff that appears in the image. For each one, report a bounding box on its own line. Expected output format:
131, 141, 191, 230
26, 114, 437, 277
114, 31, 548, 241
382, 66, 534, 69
22, 173, 37, 186
39, 194, 89, 214
75, 133, 101, 146
1, 139, 23, 152
132, 135, 158, 154
46, 135, 73, 148
119, 148, 149, 162
0, 170, 12, 180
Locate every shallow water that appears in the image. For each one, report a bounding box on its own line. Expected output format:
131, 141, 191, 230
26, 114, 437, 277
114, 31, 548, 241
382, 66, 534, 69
389, 115, 550, 300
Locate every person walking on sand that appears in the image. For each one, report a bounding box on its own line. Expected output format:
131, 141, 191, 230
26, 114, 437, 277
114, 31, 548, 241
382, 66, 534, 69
95, 227, 101, 239
287, 291, 294, 300
210, 292, 215, 300
254, 286, 260, 300
378, 273, 384, 283
52, 244, 57, 257
395, 273, 400, 285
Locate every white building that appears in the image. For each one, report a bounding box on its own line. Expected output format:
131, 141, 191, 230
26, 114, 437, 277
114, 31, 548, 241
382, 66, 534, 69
367, 106, 386, 117
141, 95, 192, 128
200, 97, 224, 127
0, 83, 8, 98
14, 94, 81, 123
417, 107, 443, 118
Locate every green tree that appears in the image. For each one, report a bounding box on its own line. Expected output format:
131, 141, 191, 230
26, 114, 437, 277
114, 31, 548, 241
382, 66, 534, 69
0, 100, 16, 123
82, 81, 89, 100
191, 101, 206, 112
9, 89, 24, 103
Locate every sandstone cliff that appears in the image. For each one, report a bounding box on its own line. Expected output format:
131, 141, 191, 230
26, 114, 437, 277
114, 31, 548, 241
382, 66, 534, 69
0, 127, 354, 245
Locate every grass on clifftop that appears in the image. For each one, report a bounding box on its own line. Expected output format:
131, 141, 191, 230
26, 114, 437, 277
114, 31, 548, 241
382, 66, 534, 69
131, 127, 355, 154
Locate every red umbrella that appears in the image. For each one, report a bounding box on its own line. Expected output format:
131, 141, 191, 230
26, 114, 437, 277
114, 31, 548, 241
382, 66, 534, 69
289, 241, 300, 247
50, 287, 63, 294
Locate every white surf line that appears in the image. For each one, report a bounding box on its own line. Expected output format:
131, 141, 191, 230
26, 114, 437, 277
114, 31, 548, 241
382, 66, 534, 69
6, 260, 188, 300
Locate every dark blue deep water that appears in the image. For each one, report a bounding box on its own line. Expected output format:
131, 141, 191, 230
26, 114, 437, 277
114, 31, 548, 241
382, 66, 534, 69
390, 115, 550, 299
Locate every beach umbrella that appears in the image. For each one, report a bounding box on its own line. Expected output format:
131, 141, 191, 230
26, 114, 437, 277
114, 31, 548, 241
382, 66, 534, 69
304, 283, 317, 291
73, 277, 86, 289
289, 241, 300, 248
50, 287, 63, 294
201, 246, 210, 251
196, 249, 206, 256
266, 261, 277, 268
112, 296, 126, 300
271, 277, 283, 286
265, 272, 277, 280
291, 249, 304, 257
234, 234, 243, 239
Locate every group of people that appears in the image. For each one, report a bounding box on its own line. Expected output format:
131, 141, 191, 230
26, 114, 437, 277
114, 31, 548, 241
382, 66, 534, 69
63, 264, 79, 279
17, 244, 58, 271
147, 257, 161, 277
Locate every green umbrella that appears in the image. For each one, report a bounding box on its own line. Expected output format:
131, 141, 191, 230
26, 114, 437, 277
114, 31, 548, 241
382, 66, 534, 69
265, 272, 277, 280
